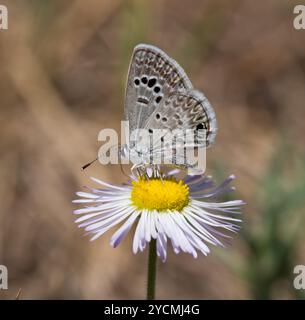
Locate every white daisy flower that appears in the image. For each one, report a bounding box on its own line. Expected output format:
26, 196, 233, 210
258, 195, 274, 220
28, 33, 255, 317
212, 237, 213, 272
73, 168, 244, 262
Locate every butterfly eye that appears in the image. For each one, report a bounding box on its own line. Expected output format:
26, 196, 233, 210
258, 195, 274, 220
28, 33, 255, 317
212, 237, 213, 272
155, 113, 161, 120
148, 78, 157, 88
141, 76, 148, 84
134, 78, 140, 86
154, 86, 161, 93
161, 117, 168, 122
148, 129, 153, 134
155, 96, 162, 104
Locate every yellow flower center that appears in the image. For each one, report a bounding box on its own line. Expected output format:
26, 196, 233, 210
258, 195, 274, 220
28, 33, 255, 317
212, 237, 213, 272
131, 178, 189, 212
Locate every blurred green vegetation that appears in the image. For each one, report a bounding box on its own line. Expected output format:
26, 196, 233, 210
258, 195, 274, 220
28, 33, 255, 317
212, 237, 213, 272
219, 140, 305, 299
243, 143, 305, 299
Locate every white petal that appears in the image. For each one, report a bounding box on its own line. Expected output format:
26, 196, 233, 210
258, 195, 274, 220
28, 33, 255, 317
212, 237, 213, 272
167, 213, 197, 257
133, 212, 145, 254
73, 201, 131, 215
155, 220, 167, 262
150, 211, 158, 239
110, 211, 139, 247
183, 209, 224, 246
89, 208, 134, 241
173, 213, 212, 253
85, 207, 132, 232
77, 208, 127, 227
90, 177, 127, 191
144, 211, 151, 242
72, 199, 97, 203
76, 192, 100, 199
190, 204, 242, 223
157, 234, 167, 262
193, 199, 245, 208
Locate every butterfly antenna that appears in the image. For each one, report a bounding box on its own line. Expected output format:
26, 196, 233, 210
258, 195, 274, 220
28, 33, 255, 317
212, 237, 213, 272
82, 158, 98, 170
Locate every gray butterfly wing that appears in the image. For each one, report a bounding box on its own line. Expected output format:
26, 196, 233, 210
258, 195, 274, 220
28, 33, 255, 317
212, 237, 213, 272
142, 90, 217, 169
124, 44, 193, 133
144, 89, 217, 146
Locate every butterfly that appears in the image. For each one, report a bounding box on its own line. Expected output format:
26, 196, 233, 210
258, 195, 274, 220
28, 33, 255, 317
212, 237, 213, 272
120, 44, 217, 175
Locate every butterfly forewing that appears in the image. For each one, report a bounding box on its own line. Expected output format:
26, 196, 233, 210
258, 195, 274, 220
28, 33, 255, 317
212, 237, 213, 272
124, 44, 193, 133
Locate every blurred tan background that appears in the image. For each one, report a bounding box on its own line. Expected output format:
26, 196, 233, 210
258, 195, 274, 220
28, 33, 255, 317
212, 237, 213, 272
0, 0, 305, 299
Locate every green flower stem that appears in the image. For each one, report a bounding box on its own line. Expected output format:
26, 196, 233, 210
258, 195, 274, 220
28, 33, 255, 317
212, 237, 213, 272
146, 239, 157, 300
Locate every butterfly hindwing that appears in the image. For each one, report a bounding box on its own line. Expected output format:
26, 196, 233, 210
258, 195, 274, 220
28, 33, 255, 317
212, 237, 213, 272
144, 90, 217, 149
